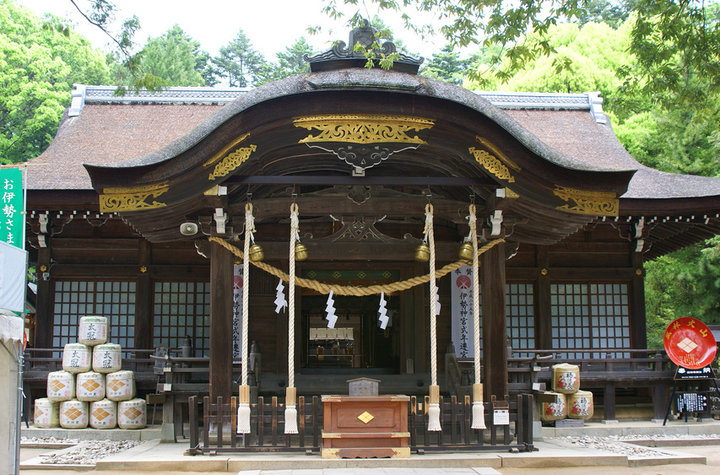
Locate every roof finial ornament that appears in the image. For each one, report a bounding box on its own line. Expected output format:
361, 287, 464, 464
306, 19, 423, 74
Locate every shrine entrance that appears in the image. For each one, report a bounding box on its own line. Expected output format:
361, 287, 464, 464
301, 294, 398, 372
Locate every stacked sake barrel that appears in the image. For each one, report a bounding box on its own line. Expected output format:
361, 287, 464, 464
36, 316, 146, 430
540, 363, 594, 424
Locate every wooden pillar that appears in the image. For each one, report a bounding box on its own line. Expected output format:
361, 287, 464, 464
399, 265, 423, 374
413, 263, 427, 374
35, 247, 53, 348
209, 240, 233, 400
535, 246, 552, 350
603, 382, 617, 422
134, 240, 152, 349
481, 241, 508, 400
630, 253, 647, 348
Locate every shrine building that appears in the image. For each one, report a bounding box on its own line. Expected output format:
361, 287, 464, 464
16, 24, 720, 436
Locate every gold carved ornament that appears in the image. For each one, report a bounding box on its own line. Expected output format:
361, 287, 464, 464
293, 114, 434, 144
203, 133, 257, 181
553, 185, 619, 216
468, 147, 515, 183
475, 136, 521, 171
99, 182, 170, 212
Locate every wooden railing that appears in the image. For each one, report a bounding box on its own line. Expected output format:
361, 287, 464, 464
507, 348, 677, 420
23, 347, 157, 388
187, 393, 534, 454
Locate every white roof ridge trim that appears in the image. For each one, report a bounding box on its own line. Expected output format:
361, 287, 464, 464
69, 84, 606, 123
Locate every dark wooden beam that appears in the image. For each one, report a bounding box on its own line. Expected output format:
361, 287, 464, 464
481, 241, 508, 400
209, 239, 233, 400
225, 175, 493, 186
535, 246, 551, 349
630, 252, 647, 349
35, 247, 53, 348
242, 196, 480, 224
255, 241, 462, 262
135, 240, 152, 349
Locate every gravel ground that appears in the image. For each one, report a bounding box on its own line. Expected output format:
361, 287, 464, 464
21, 437, 140, 465
22, 436, 80, 445
21, 433, 720, 466
547, 434, 720, 458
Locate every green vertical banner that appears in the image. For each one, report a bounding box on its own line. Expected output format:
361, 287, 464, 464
1, 168, 24, 249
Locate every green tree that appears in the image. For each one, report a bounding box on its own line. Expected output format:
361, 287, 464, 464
468, 21, 636, 115
274, 37, 314, 78
420, 45, 475, 85
575, 0, 633, 28
645, 240, 720, 348
212, 29, 268, 87
323, 0, 720, 102
112, 25, 209, 87
0, 0, 110, 163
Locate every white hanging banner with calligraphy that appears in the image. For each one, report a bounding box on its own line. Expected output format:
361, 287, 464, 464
0, 241, 26, 312
451, 264, 481, 359
232, 264, 243, 359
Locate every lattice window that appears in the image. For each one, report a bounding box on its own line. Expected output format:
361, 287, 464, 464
551, 283, 591, 358
506, 283, 535, 350
590, 283, 630, 357
551, 283, 630, 358
52, 281, 136, 350
152, 281, 210, 356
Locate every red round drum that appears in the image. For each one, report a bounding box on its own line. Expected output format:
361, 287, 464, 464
664, 317, 717, 369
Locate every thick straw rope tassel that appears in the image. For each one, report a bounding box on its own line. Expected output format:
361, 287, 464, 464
468, 204, 486, 429
425, 204, 442, 432
237, 203, 253, 434
284, 203, 299, 434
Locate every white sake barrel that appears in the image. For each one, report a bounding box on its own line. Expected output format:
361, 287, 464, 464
568, 390, 594, 419
47, 371, 75, 402
105, 370, 136, 401
92, 343, 122, 373
552, 363, 580, 394
540, 392, 567, 422
62, 343, 92, 374
90, 399, 117, 429
33, 398, 59, 428
59, 400, 88, 429
76, 371, 106, 402
78, 316, 108, 346
118, 398, 146, 429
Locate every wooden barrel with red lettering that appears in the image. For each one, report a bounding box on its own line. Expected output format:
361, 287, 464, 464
567, 390, 594, 419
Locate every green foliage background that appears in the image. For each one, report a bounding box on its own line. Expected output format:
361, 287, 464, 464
0, 0, 109, 163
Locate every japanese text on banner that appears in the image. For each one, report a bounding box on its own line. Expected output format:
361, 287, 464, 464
1, 168, 23, 249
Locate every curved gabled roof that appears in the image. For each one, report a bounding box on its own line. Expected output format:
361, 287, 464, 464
20, 68, 720, 249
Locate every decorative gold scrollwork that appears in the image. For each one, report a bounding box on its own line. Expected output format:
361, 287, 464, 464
475, 136, 521, 171
554, 185, 619, 216
468, 147, 515, 183
202, 132, 257, 181
99, 182, 170, 212
294, 114, 434, 144
208, 144, 257, 180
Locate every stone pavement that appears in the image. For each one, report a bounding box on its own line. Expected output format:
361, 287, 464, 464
19, 419, 720, 474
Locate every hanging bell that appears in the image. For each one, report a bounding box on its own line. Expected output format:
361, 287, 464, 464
248, 243, 264, 262
415, 242, 430, 262
459, 242, 474, 263
295, 242, 308, 261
